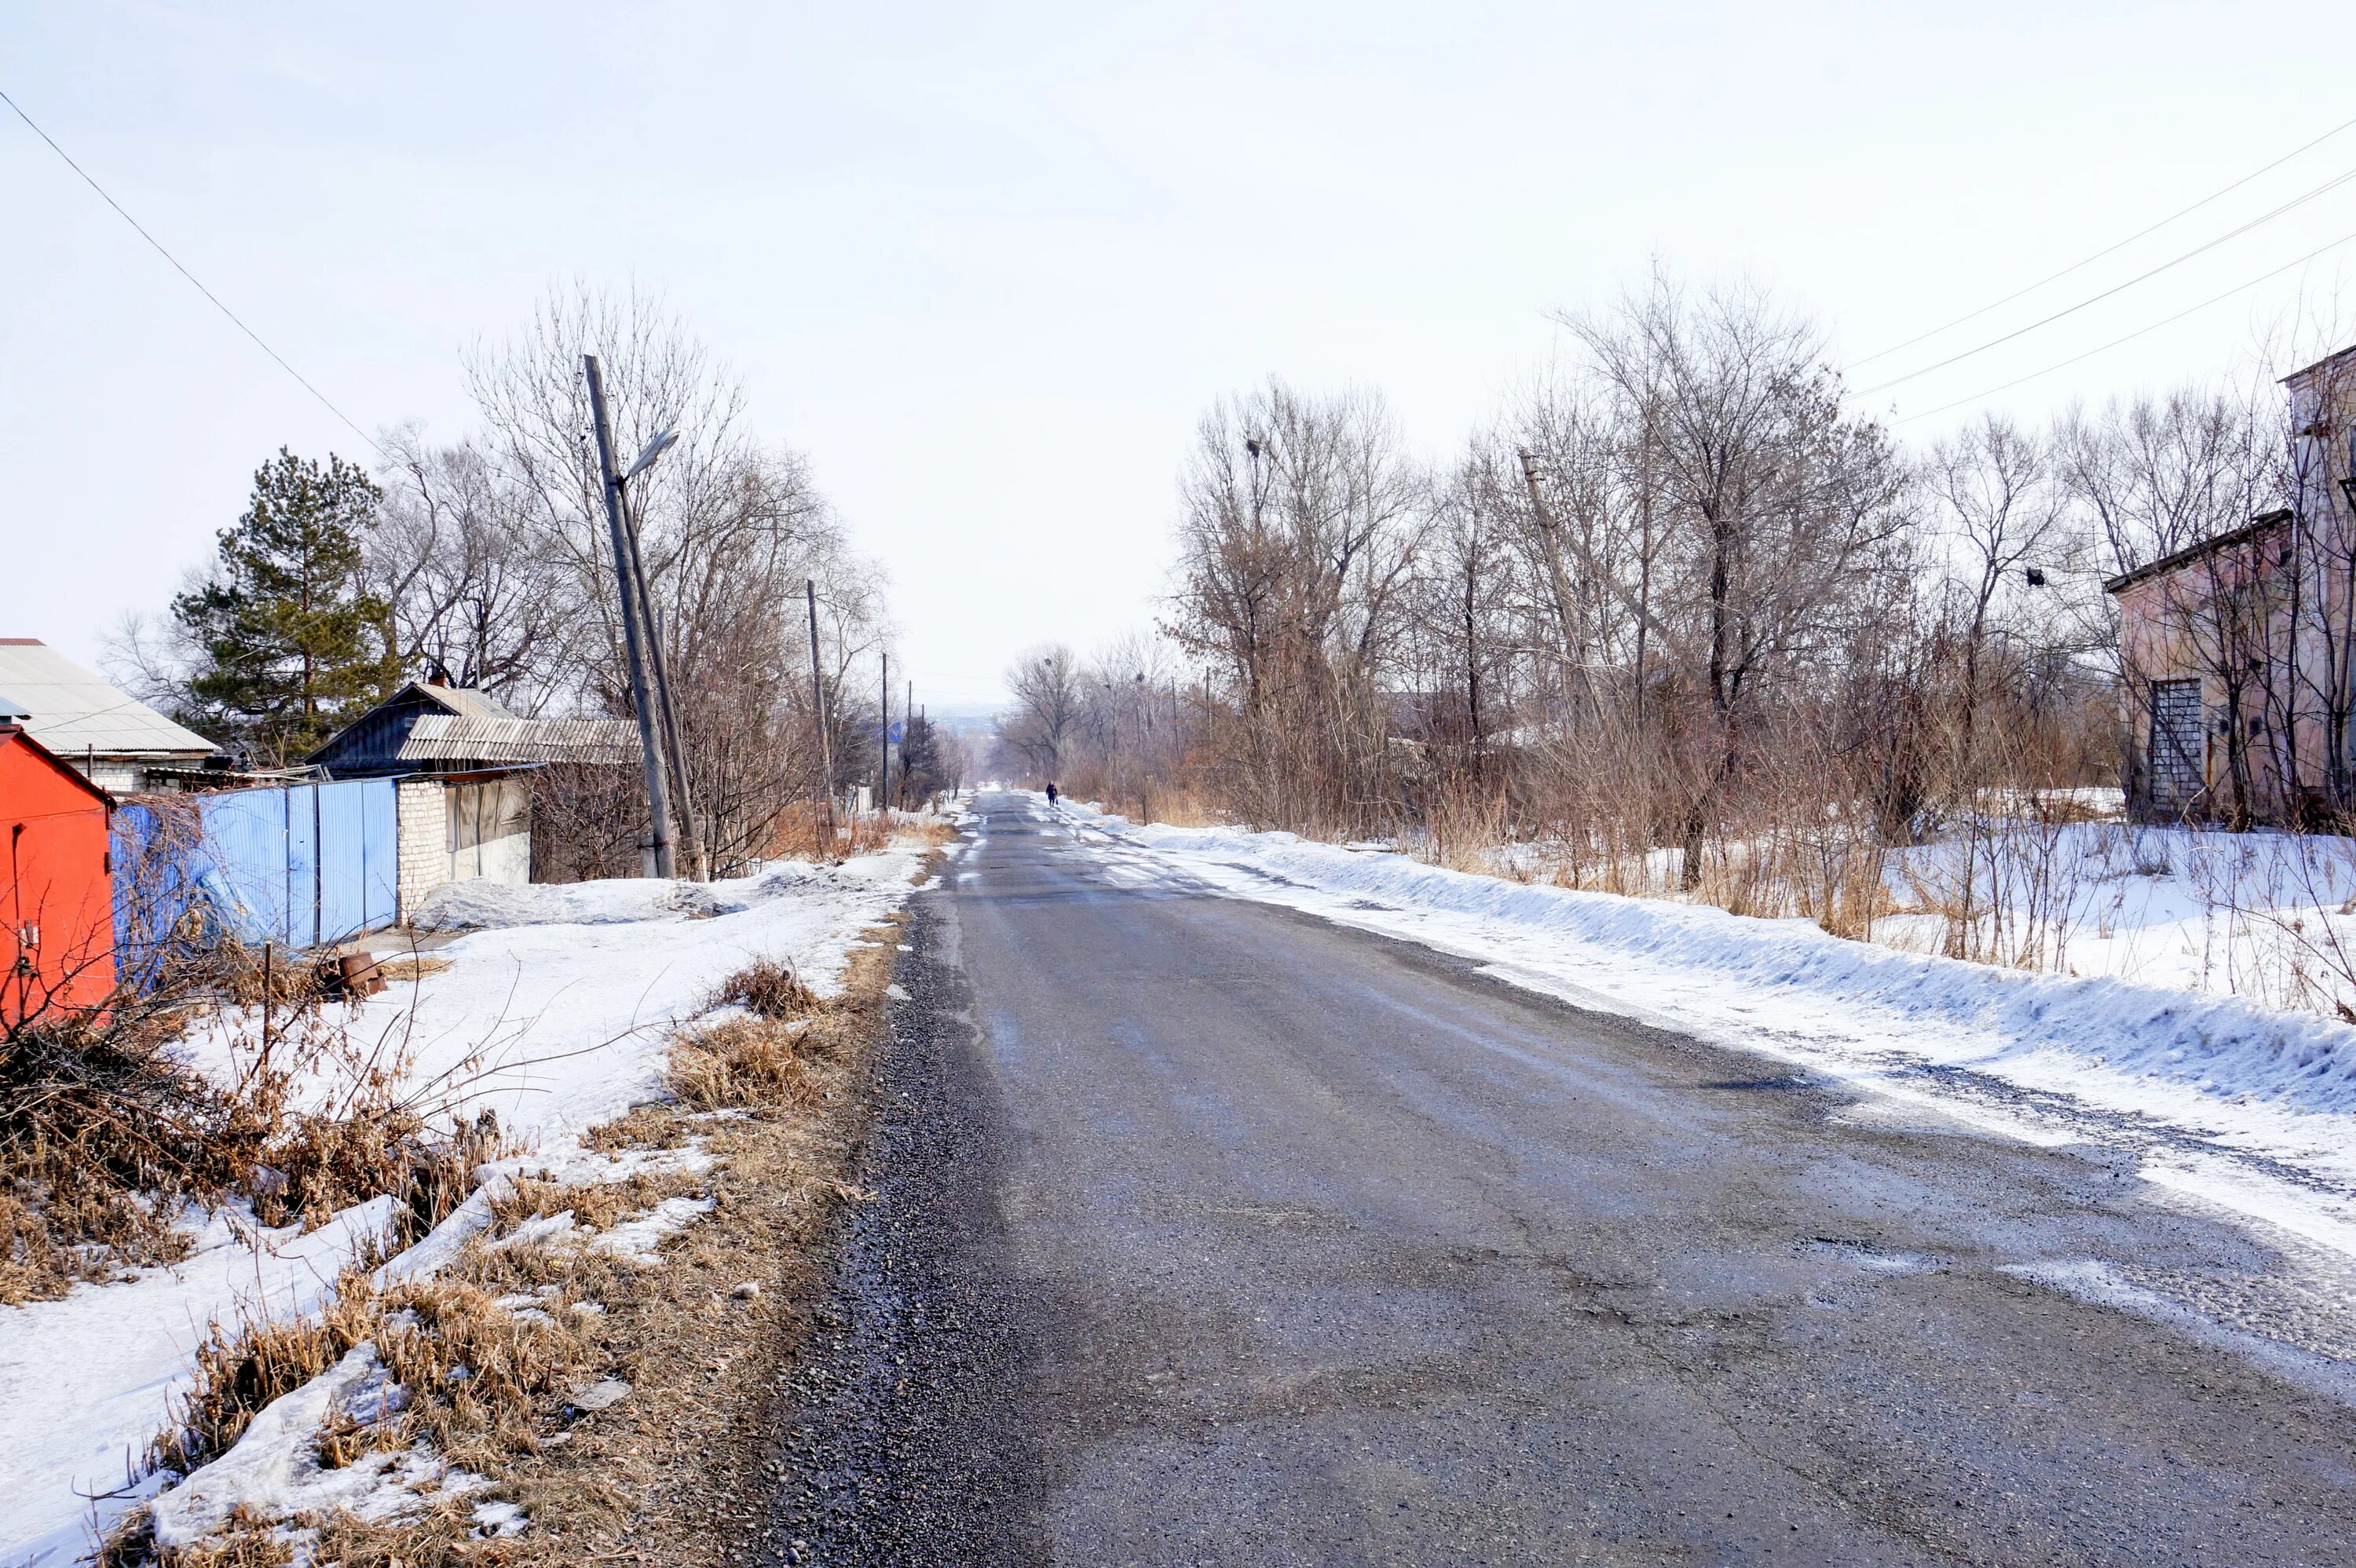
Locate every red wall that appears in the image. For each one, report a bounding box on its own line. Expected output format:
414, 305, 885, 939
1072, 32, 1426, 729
1, 729, 115, 1026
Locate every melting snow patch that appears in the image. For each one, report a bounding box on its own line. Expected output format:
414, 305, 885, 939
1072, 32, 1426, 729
473, 1498, 529, 1537
146, 1344, 475, 1549
593, 1197, 715, 1266
2003, 1258, 2356, 1406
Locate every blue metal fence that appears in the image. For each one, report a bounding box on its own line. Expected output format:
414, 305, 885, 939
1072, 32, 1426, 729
114, 780, 399, 980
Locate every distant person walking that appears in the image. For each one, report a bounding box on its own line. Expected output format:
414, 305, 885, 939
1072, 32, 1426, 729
1044, 782, 1059, 807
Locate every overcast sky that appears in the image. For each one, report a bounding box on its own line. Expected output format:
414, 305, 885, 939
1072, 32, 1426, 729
6, 2, 2354, 712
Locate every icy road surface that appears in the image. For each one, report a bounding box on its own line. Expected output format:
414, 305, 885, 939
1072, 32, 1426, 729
759, 792, 2356, 1566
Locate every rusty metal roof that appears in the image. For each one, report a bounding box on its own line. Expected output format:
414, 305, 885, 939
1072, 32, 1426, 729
396, 713, 638, 765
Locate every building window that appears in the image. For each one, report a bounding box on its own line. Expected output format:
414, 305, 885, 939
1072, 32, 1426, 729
2150, 679, 2204, 810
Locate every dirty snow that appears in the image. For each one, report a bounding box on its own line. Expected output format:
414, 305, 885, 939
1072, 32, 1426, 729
2, 846, 925, 1566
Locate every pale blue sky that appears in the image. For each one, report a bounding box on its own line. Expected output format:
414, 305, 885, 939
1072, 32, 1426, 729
5, 2, 2353, 709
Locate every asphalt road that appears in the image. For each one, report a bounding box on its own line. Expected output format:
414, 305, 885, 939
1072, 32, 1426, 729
755, 792, 2356, 1566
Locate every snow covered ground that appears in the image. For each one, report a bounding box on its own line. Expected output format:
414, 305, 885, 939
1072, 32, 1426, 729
1048, 800, 2356, 1273
1876, 820, 2356, 1016
1, 847, 926, 1567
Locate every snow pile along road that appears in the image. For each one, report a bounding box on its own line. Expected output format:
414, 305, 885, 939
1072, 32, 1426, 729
0, 847, 925, 1568
1054, 802, 2356, 1258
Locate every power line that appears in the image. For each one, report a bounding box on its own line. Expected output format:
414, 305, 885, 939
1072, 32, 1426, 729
1857, 160, 2356, 397
1849, 111, 2356, 372
0, 84, 382, 457
1893, 222, 2356, 426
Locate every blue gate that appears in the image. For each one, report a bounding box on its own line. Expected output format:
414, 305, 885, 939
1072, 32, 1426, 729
115, 780, 399, 983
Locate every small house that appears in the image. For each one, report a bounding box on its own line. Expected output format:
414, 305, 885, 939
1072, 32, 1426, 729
0, 638, 217, 792
307, 681, 638, 911
2108, 343, 2356, 824
1, 704, 116, 1025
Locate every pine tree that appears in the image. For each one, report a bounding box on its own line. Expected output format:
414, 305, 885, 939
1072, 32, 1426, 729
175, 448, 394, 762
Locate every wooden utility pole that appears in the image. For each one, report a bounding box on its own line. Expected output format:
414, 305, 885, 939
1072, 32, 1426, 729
806, 579, 836, 844
584, 355, 676, 879
877, 650, 889, 821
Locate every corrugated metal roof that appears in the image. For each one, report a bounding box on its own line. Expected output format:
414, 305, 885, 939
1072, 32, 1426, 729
423, 685, 518, 720
0, 640, 217, 758
397, 713, 639, 764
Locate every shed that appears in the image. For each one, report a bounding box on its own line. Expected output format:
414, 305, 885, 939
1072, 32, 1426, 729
2, 717, 115, 1026
0, 638, 218, 793
305, 680, 524, 777
309, 682, 638, 914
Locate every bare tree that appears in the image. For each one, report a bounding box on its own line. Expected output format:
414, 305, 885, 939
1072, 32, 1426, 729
999, 645, 1085, 781
1167, 379, 1428, 835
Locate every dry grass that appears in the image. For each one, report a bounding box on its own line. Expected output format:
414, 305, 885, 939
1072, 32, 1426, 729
704, 957, 819, 1022
375, 955, 455, 985
109, 901, 923, 1566
758, 802, 902, 861
1, 1011, 250, 1302
894, 817, 961, 850
2, 960, 509, 1306
668, 1016, 818, 1112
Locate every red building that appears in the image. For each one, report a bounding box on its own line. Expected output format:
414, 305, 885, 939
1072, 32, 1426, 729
1, 708, 115, 1027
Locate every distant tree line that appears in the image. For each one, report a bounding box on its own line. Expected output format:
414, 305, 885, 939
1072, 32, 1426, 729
997, 269, 2325, 930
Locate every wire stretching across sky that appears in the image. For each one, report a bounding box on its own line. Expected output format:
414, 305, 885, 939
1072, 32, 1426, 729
1848, 111, 2356, 372
1856, 159, 2356, 397
1893, 223, 2356, 426
0, 85, 381, 457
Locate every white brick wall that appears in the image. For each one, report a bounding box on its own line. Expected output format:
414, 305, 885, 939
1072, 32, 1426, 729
396, 778, 449, 924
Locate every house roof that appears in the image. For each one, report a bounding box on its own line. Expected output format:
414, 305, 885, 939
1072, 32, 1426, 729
302, 680, 520, 768
0, 723, 117, 809
415, 683, 518, 721
397, 714, 640, 765
2284, 342, 2356, 389
0, 639, 217, 759
2101, 510, 2295, 596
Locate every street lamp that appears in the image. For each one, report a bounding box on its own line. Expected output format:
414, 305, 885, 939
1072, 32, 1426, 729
625, 426, 678, 482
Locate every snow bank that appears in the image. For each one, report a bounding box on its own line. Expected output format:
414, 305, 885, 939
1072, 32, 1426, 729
1058, 801, 2356, 1254
1103, 818, 2356, 1120
2, 848, 927, 1566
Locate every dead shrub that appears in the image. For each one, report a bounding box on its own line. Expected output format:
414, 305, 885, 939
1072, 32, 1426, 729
706, 956, 818, 1022
0, 1012, 247, 1300
668, 1015, 815, 1111
759, 801, 898, 861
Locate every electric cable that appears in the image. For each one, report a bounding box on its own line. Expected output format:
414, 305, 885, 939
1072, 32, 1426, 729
0, 85, 381, 457
1857, 161, 2356, 397
1849, 111, 2356, 371
1894, 222, 2356, 425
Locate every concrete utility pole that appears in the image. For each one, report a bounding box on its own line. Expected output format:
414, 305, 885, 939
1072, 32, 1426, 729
806, 578, 836, 845
584, 354, 676, 879
878, 649, 889, 821
631, 557, 705, 879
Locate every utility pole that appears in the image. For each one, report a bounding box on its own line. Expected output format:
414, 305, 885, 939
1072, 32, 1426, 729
584, 354, 675, 879
630, 546, 705, 879
806, 579, 836, 845
903, 677, 913, 810
877, 649, 889, 822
